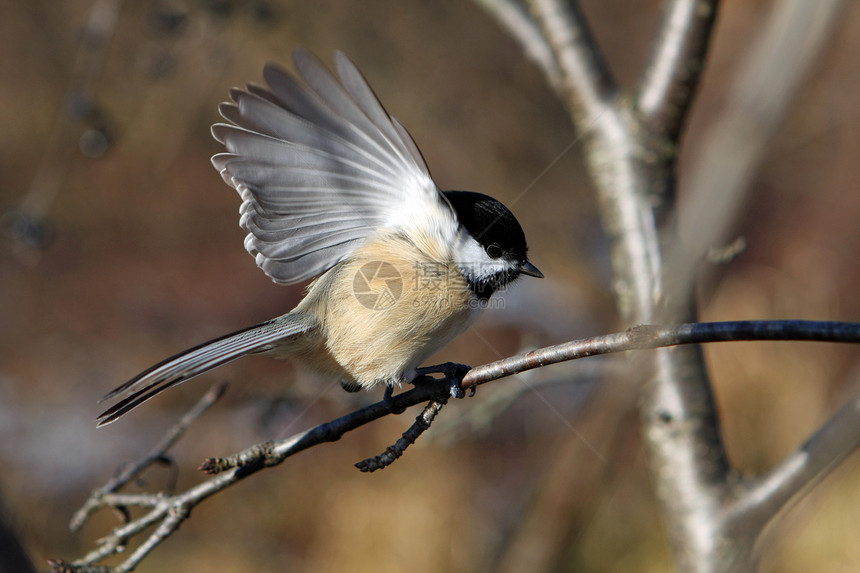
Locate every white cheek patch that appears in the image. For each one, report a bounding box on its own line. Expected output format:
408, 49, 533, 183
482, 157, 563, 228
452, 231, 512, 283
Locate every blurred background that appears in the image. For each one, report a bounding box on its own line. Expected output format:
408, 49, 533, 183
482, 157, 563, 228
1, 0, 859, 571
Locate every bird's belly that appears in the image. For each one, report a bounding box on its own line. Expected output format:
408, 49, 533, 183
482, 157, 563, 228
298, 237, 481, 388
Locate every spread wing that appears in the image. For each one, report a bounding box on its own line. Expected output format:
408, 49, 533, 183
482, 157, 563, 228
211, 48, 457, 284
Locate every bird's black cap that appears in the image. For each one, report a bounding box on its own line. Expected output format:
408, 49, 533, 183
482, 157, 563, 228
443, 190, 542, 298
444, 190, 529, 262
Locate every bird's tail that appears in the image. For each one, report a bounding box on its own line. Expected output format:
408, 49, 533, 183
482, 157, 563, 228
96, 313, 315, 426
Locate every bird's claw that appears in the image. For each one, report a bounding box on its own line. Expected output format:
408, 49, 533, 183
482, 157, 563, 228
415, 362, 473, 400
383, 385, 406, 414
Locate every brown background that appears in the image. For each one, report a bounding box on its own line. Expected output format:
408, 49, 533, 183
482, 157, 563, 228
1, 1, 859, 571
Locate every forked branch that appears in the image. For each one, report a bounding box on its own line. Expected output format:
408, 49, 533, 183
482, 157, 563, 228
61, 321, 860, 572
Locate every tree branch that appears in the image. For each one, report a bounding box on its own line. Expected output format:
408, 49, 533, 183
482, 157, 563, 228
637, 0, 720, 139
70, 382, 229, 532
667, 0, 848, 306
63, 321, 860, 571
527, 0, 616, 124
527, 1, 664, 324
474, 0, 562, 93
727, 381, 860, 537
458, 321, 860, 391
495, 5, 736, 569
355, 398, 448, 472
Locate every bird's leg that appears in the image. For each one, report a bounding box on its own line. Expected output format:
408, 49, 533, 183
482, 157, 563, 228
383, 384, 406, 414
415, 362, 473, 399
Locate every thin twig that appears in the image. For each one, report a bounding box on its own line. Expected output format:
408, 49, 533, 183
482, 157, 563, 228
430, 359, 614, 440
459, 321, 860, 393
67, 384, 226, 569
67, 379, 448, 570
356, 399, 448, 472
71, 382, 228, 532
47, 560, 111, 573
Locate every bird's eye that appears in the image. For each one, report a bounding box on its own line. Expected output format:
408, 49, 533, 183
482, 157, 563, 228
486, 243, 503, 258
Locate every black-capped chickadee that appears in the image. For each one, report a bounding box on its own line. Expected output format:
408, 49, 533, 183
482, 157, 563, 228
97, 48, 542, 426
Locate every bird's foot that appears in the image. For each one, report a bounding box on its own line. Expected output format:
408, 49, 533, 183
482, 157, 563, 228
415, 362, 473, 399
383, 384, 406, 414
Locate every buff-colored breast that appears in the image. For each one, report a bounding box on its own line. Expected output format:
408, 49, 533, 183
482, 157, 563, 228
291, 231, 479, 388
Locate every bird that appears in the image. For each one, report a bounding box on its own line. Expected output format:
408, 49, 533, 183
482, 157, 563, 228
96, 48, 542, 426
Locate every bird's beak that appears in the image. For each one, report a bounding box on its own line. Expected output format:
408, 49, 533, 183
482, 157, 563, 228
519, 260, 544, 278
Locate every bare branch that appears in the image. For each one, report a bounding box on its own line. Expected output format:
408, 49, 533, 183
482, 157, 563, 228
356, 398, 448, 472
474, 0, 563, 93
65, 320, 859, 570
459, 321, 860, 391
510, 11, 715, 567
48, 561, 111, 573
668, 0, 848, 305
485, 3, 854, 569
526, 3, 662, 326
527, 0, 616, 123
430, 360, 616, 440
70, 382, 228, 532
637, 0, 720, 139
728, 380, 860, 535
67, 380, 448, 571
634, 3, 846, 568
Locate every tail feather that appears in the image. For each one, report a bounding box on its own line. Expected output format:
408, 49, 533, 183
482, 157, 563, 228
97, 314, 314, 426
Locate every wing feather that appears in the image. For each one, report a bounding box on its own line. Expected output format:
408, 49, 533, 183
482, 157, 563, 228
212, 48, 457, 284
